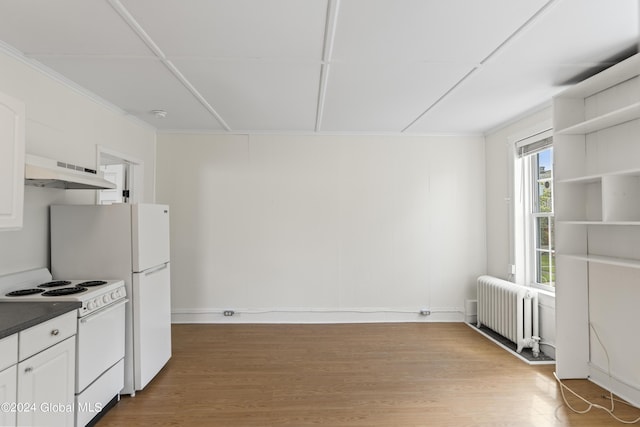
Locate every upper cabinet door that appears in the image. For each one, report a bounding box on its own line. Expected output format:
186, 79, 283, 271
0, 91, 25, 230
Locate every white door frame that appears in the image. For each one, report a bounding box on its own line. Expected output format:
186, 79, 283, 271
96, 146, 145, 204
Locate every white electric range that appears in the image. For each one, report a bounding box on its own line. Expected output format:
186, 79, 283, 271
0, 268, 127, 427
1, 278, 125, 317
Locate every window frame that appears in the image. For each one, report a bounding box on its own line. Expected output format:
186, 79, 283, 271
526, 147, 555, 291
511, 126, 555, 292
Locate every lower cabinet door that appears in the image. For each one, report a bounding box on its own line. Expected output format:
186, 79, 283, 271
17, 336, 75, 427
0, 365, 17, 427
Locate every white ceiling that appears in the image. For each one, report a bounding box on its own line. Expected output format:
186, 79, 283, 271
0, 0, 637, 134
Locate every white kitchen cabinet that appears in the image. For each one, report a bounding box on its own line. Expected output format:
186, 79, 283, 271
3, 311, 78, 427
18, 311, 76, 361
17, 336, 75, 427
554, 54, 640, 404
0, 311, 77, 427
0, 333, 18, 372
0, 91, 25, 230
0, 365, 17, 427
0, 334, 18, 427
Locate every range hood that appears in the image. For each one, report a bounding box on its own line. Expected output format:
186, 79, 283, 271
25, 154, 116, 190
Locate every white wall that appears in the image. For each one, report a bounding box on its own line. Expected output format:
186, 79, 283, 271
484, 107, 556, 356
0, 49, 156, 276
157, 133, 486, 323
484, 107, 551, 278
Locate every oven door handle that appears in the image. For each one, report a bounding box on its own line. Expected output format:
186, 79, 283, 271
80, 299, 129, 324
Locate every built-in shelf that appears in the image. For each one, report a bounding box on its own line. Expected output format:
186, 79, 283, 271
560, 253, 640, 269
556, 168, 640, 185
555, 102, 640, 135
558, 220, 640, 226
554, 53, 640, 389
556, 169, 640, 223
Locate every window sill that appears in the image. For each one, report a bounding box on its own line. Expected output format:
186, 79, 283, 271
530, 286, 556, 309
532, 287, 555, 297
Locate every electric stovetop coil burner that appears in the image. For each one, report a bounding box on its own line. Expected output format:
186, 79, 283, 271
38, 280, 72, 288
41, 286, 88, 296
78, 280, 107, 287
5, 288, 45, 297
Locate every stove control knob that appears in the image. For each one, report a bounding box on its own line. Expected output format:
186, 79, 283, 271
87, 301, 96, 310
96, 298, 102, 307
103, 295, 110, 304
111, 291, 118, 299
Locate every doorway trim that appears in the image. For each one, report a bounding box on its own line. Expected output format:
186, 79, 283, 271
96, 146, 145, 204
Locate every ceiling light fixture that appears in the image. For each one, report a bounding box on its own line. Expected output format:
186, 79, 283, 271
151, 109, 167, 119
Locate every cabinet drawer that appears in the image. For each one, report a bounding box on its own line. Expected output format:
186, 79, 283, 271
0, 334, 17, 371
19, 311, 77, 361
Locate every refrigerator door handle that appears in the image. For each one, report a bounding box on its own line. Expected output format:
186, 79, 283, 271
144, 263, 169, 276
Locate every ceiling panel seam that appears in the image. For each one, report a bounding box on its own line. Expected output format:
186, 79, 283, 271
315, 0, 341, 132
2, 0, 629, 134
402, 0, 560, 133
107, 0, 231, 131
315, 64, 331, 132
401, 67, 479, 133
479, 0, 559, 66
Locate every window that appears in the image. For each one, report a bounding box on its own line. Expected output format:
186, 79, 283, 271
513, 132, 555, 291
530, 147, 554, 287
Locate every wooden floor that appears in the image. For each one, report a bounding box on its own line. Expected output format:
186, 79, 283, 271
97, 323, 639, 426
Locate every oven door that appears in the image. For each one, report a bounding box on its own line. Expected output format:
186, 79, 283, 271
76, 299, 127, 393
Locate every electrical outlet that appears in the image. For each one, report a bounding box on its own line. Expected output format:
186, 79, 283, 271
223, 310, 235, 317
419, 309, 431, 316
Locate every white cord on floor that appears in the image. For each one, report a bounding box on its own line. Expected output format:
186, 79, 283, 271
553, 323, 640, 424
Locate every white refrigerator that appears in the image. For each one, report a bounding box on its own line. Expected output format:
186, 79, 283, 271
51, 203, 172, 395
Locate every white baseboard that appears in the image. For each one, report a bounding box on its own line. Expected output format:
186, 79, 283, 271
589, 363, 640, 409
171, 307, 464, 324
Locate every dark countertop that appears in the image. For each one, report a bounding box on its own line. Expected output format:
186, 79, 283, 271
0, 301, 80, 340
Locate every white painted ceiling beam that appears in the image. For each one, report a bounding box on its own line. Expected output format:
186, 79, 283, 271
402, 0, 560, 133
0, 0, 634, 133
107, 0, 231, 131
315, 0, 341, 132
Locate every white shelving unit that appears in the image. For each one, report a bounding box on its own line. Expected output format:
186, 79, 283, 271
561, 254, 640, 269
555, 102, 640, 135
554, 54, 640, 406
556, 169, 640, 223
